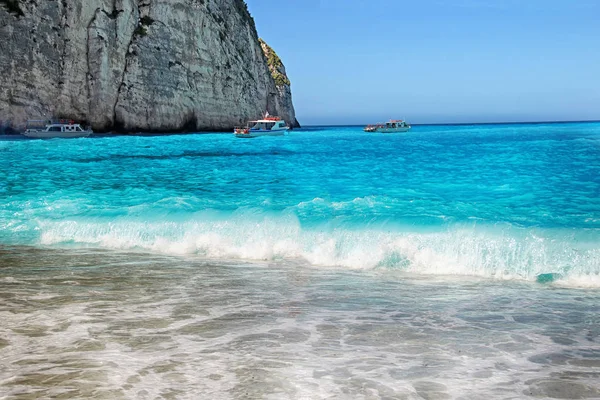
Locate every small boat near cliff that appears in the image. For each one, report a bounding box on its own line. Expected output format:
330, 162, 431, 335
364, 119, 411, 133
234, 113, 289, 138
22, 120, 93, 139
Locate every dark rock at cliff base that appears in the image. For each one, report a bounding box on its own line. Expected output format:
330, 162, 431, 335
0, 0, 298, 132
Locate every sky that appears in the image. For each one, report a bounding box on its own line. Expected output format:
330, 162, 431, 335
245, 0, 600, 125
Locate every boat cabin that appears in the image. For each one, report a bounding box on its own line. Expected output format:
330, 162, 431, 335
250, 118, 287, 131
45, 124, 87, 133
386, 120, 408, 129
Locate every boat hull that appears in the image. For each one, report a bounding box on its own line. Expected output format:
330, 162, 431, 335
375, 127, 410, 133
22, 130, 93, 139
234, 129, 288, 138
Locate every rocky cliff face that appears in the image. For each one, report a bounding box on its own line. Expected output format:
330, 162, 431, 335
0, 0, 299, 132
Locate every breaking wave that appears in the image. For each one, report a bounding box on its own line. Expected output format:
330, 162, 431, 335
35, 211, 600, 286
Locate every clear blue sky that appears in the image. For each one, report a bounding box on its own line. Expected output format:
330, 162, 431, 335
246, 0, 600, 125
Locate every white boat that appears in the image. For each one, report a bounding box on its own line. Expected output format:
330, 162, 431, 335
234, 113, 289, 138
365, 120, 411, 133
22, 119, 93, 138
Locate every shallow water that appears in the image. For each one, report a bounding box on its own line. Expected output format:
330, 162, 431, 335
1, 247, 599, 399
1, 123, 600, 398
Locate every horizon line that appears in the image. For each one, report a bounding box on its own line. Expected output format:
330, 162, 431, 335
298, 119, 600, 128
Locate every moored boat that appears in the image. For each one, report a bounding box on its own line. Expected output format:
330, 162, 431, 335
234, 113, 289, 138
364, 119, 411, 133
22, 119, 93, 138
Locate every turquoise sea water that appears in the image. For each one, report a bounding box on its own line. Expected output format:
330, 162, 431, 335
1, 123, 600, 398
2, 123, 600, 283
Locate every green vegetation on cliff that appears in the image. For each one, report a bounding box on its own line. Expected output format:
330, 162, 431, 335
259, 38, 291, 87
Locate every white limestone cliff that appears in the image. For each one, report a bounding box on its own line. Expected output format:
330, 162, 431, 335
0, 0, 299, 132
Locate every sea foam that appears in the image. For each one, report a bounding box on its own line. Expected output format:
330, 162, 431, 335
37, 212, 600, 286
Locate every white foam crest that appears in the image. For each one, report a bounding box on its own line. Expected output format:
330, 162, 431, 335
37, 216, 600, 285
554, 274, 600, 288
